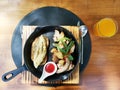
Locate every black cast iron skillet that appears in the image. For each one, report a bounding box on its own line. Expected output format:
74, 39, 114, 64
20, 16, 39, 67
2, 26, 79, 82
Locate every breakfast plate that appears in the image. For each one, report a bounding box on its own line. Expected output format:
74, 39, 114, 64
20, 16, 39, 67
11, 6, 91, 74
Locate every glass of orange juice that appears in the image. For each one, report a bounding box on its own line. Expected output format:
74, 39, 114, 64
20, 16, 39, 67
93, 18, 118, 37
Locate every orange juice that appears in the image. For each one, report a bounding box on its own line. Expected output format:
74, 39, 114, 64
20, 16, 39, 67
93, 18, 118, 37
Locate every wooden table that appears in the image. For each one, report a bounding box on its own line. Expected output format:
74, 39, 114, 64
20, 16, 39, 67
0, 0, 120, 90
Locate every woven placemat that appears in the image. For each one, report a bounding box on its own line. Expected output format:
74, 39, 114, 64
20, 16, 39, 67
21, 26, 80, 85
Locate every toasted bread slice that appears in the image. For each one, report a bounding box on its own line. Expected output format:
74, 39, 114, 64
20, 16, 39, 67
31, 35, 49, 68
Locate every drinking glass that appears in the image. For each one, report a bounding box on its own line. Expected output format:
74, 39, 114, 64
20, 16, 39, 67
93, 18, 118, 37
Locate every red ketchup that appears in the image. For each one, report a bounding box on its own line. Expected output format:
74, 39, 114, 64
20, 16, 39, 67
45, 63, 55, 73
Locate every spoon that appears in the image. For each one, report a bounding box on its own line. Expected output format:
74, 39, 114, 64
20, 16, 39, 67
38, 62, 57, 83
77, 21, 88, 64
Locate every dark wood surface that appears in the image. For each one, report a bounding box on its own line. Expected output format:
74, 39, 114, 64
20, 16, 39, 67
0, 0, 120, 90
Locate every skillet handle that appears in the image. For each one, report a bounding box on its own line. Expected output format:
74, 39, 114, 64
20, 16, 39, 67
2, 65, 26, 82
